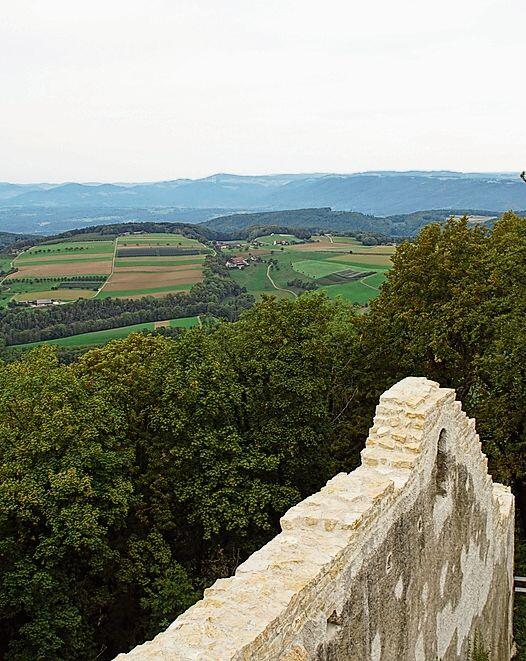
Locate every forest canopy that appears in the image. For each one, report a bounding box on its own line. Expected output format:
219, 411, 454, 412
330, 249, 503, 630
0, 212, 525, 659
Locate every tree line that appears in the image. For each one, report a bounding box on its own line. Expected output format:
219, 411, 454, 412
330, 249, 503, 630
0, 262, 254, 346
0, 212, 525, 659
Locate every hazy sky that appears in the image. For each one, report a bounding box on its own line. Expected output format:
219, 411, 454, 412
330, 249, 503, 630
2, 0, 525, 182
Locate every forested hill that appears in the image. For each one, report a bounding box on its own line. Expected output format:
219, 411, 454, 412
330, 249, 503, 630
0, 231, 35, 250
52, 221, 217, 243
201, 207, 498, 236
9, 209, 499, 248
201, 208, 375, 233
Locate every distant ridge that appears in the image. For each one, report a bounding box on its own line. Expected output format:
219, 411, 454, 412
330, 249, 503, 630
201, 207, 499, 237
1, 171, 525, 216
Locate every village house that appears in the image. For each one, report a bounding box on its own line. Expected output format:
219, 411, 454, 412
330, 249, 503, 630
226, 257, 249, 269
27, 298, 62, 307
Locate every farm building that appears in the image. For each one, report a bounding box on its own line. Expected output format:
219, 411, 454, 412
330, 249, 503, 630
27, 298, 62, 307
226, 257, 249, 269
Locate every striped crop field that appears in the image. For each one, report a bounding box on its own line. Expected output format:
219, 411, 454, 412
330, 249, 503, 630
2, 232, 212, 305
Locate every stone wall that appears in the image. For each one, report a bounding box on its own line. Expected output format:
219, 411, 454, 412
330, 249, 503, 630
116, 377, 515, 660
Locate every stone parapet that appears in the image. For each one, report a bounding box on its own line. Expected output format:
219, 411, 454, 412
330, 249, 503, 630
116, 377, 514, 660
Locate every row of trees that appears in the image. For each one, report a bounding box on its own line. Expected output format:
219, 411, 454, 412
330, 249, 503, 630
286, 278, 318, 291
9, 275, 107, 284
0, 271, 253, 345
30, 246, 90, 253
47, 221, 216, 243
0, 212, 525, 658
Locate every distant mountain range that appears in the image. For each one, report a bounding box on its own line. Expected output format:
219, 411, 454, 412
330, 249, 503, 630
0, 171, 524, 235
2, 171, 526, 215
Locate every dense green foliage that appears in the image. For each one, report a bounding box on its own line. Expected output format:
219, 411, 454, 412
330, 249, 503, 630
286, 278, 318, 291
357, 213, 526, 501
0, 296, 358, 659
0, 232, 35, 251
1, 212, 526, 658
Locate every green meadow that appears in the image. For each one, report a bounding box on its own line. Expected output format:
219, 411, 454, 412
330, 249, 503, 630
19, 316, 200, 348
19, 241, 114, 258
228, 237, 395, 304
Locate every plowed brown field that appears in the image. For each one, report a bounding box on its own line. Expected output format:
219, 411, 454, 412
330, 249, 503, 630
8, 261, 112, 277
104, 268, 203, 291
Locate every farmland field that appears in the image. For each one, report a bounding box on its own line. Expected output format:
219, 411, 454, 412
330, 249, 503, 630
291, 259, 355, 279
14, 289, 98, 302
327, 252, 393, 267
1, 232, 211, 305
97, 233, 210, 298
1, 230, 394, 310
19, 316, 200, 348
227, 234, 395, 304
254, 233, 304, 246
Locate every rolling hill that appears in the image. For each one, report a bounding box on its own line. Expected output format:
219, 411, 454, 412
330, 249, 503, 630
201, 207, 498, 237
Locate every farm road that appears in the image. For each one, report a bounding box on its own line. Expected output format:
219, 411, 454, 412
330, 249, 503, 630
266, 264, 297, 298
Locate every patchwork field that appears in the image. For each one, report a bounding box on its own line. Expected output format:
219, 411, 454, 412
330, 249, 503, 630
290, 259, 353, 279
10, 261, 112, 277
1, 233, 211, 305
97, 234, 209, 298
228, 234, 395, 304
1, 230, 394, 309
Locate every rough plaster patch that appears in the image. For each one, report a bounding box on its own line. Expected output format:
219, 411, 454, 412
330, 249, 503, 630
440, 562, 448, 598
414, 631, 424, 660
421, 582, 428, 606
395, 576, 404, 600
436, 541, 490, 658
370, 632, 381, 661
433, 491, 453, 535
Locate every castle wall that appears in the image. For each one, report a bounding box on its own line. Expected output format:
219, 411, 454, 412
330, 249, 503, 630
116, 377, 515, 660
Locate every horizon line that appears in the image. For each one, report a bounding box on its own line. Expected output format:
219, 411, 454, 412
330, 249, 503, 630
1, 169, 521, 186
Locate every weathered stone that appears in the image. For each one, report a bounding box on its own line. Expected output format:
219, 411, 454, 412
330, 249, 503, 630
116, 377, 514, 660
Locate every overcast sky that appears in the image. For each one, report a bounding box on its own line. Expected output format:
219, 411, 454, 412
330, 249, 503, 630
2, 0, 525, 182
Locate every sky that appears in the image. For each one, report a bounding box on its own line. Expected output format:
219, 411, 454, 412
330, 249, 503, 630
2, 0, 525, 182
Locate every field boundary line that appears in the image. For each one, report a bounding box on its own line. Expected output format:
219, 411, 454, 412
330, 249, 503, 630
359, 272, 380, 292
96, 237, 118, 297
266, 264, 297, 298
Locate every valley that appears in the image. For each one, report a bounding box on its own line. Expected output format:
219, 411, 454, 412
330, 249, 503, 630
0, 226, 395, 350
222, 234, 394, 304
